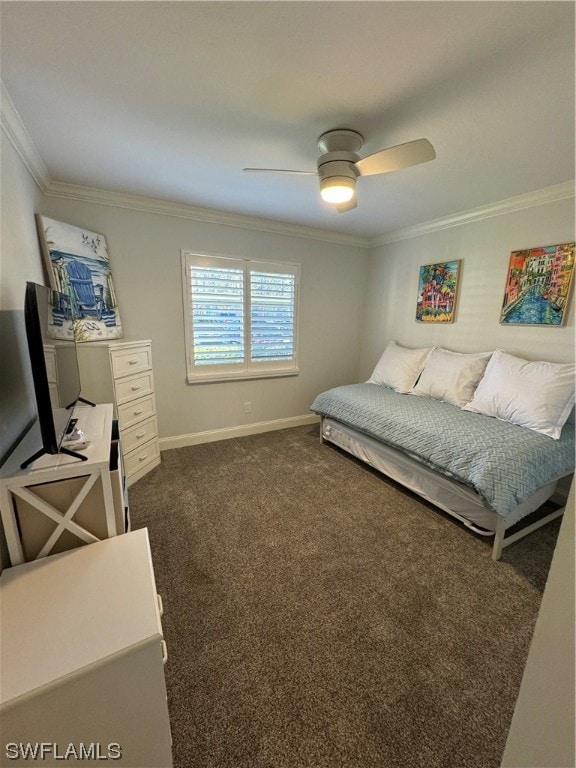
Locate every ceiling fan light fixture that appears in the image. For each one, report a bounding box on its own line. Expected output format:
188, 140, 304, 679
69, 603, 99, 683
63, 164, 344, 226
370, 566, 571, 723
244, 129, 435, 214
320, 176, 356, 204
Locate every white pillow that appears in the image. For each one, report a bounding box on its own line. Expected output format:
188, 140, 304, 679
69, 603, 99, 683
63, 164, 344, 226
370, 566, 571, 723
367, 341, 433, 393
462, 349, 575, 439
411, 348, 492, 407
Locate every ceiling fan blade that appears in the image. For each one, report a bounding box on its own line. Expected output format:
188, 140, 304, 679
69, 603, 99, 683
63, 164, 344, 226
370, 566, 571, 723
335, 198, 357, 213
243, 168, 316, 175
355, 138, 436, 177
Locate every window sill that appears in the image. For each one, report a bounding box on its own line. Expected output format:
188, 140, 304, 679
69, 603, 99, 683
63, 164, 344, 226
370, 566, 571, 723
186, 368, 300, 385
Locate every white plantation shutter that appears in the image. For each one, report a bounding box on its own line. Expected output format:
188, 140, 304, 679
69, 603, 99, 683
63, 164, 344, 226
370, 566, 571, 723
191, 264, 244, 366
182, 252, 299, 382
250, 269, 296, 363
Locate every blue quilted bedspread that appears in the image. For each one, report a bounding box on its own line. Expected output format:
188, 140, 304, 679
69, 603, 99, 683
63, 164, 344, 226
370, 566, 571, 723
311, 384, 575, 521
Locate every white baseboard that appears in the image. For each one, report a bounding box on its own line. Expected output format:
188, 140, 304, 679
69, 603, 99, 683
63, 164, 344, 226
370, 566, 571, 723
159, 414, 320, 451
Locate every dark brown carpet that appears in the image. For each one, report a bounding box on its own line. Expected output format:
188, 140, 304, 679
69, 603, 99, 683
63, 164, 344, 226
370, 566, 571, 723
128, 425, 560, 768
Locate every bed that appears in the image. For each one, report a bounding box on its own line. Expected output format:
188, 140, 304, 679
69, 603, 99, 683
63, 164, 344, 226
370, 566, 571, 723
310, 345, 575, 560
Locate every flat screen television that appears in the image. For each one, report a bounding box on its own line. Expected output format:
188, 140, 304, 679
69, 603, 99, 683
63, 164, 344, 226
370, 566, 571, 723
21, 282, 92, 469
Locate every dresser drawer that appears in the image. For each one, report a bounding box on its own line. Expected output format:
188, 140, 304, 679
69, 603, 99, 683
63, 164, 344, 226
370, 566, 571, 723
124, 437, 160, 479
122, 415, 158, 455
110, 346, 152, 379
117, 394, 156, 430
115, 372, 154, 405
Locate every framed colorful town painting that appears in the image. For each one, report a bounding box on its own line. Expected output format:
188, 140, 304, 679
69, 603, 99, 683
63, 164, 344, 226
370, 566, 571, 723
500, 242, 575, 326
37, 215, 123, 342
416, 260, 460, 323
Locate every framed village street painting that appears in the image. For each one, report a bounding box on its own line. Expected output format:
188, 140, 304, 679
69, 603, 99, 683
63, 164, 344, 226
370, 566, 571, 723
37, 216, 123, 342
416, 260, 460, 323
500, 242, 575, 326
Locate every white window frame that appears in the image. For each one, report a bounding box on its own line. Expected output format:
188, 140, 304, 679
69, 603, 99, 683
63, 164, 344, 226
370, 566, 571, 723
182, 251, 300, 384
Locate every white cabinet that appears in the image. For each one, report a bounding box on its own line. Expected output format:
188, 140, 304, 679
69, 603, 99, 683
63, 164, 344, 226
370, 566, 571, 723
76, 340, 161, 486
0, 528, 173, 768
0, 404, 126, 566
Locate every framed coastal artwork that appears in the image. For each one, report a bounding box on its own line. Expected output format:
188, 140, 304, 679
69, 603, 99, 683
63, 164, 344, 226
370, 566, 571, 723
37, 215, 123, 342
500, 242, 575, 326
416, 260, 461, 323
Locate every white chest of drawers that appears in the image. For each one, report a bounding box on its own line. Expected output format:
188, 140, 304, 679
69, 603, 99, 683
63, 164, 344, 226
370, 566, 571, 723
0, 528, 173, 767
76, 340, 161, 486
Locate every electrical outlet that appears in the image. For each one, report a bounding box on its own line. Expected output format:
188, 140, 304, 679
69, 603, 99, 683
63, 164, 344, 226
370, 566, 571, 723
243, 402, 252, 413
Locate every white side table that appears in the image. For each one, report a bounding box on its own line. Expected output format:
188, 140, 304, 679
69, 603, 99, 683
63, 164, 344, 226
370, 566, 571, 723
0, 404, 124, 565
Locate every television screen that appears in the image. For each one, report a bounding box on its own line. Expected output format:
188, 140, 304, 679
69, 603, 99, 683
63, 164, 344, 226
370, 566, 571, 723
23, 282, 83, 466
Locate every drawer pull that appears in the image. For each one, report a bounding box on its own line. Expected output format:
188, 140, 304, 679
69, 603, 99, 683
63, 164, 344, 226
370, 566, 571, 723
136, 431, 146, 439
157, 593, 164, 616
131, 385, 142, 391
133, 408, 143, 416
138, 453, 149, 462
161, 639, 168, 664
128, 359, 138, 365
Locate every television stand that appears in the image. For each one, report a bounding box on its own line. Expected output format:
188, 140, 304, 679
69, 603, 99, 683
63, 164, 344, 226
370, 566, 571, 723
20, 444, 89, 471
65, 395, 96, 409
0, 404, 127, 566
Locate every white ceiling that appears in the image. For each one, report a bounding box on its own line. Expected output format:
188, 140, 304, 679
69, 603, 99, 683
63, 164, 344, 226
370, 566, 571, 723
1, 1, 574, 239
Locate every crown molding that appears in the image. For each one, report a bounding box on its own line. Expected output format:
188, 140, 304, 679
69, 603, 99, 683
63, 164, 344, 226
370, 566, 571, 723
368, 181, 576, 247
0, 81, 51, 191
43, 180, 369, 248
3, 78, 573, 248
39, 178, 576, 252
1, 77, 366, 248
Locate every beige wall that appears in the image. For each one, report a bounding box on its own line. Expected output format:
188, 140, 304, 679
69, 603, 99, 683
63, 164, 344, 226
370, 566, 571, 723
0, 134, 45, 569
37, 196, 369, 442
501, 481, 575, 768
360, 199, 576, 380
4, 128, 574, 454
3, 125, 574, 455
0, 134, 45, 459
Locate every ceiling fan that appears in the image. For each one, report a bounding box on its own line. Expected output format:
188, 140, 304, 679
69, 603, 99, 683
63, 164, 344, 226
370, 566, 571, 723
243, 129, 436, 213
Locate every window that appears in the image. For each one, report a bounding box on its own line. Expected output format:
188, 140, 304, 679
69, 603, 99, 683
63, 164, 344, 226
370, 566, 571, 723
182, 252, 300, 383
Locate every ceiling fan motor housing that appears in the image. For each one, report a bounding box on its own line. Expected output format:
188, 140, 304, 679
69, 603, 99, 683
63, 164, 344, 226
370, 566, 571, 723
317, 129, 363, 186
317, 153, 360, 185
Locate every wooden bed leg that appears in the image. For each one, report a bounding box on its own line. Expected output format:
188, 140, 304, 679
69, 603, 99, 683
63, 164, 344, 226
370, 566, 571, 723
492, 517, 506, 561
319, 416, 325, 445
